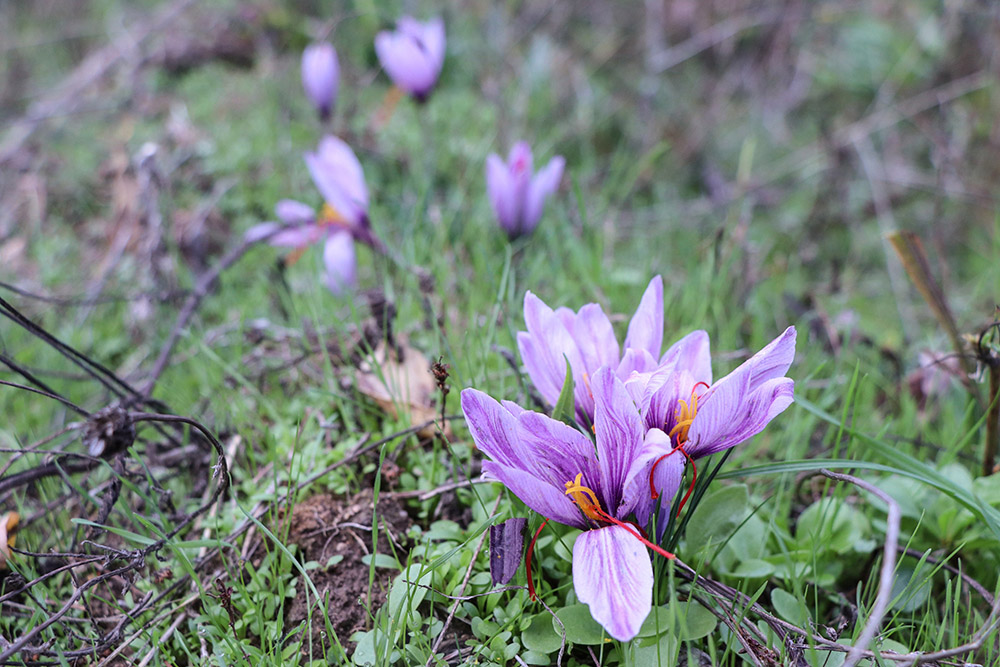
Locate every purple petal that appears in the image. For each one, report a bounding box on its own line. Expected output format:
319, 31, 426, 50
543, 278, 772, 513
518, 292, 586, 410
304, 135, 368, 227
375, 17, 445, 99
482, 461, 586, 529
521, 155, 564, 234
660, 330, 712, 385
517, 410, 602, 491
461, 388, 594, 490
267, 224, 325, 248
507, 141, 534, 172
301, 43, 339, 119
573, 525, 653, 641
323, 231, 356, 294
244, 222, 282, 244
624, 276, 663, 361
490, 518, 527, 586
570, 304, 620, 383
420, 17, 447, 74
616, 348, 659, 381
486, 153, 517, 234
591, 367, 646, 516
516, 332, 560, 407
275, 199, 315, 225
743, 326, 797, 393
628, 429, 685, 535
686, 375, 794, 458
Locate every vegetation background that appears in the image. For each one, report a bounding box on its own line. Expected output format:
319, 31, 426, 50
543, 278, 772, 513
0, 0, 998, 665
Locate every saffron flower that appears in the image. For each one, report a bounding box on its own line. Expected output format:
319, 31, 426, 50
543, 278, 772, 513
517, 276, 665, 423
462, 367, 684, 641
301, 42, 339, 121
486, 142, 565, 238
374, 16, 445, 103
245, 136, 378, 294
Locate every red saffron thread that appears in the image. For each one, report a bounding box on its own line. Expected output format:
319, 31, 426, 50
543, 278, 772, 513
648, 451, 674, 500
592, 507, 676, 560
675, 447, 698, 517
525, 519, 549, 601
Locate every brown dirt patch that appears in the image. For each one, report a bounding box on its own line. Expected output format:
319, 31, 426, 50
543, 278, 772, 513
281, 489, 413, 660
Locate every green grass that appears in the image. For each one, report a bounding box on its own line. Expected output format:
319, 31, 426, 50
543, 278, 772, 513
1, 0, 999, 665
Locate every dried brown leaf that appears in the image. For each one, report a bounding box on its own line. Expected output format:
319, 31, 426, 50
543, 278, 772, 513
356, 340, 449, 439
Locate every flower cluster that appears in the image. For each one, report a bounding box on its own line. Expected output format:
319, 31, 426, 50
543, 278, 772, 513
462, 277, 796, 640
250, 15, 568, 296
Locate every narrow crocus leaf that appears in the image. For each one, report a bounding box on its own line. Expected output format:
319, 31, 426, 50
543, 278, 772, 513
551, 355, 576, 426
490, 517, 527, 585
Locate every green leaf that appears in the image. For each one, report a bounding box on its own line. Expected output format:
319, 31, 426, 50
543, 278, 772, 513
521, 649, 552, 665
522, 614, 563, 654
71, 519, 156, 546
676, 602, 717, 640
730, 558, 775, 578
684, 484, 750, 554
793, 396, 1000, 540
770, 589, 809, 626
388, 564, 433, 619
637, 602, 716, 641
362, 553, 402, 569
553, 605, 607, 645
890, 565, 932, 612
631, 632, 678, 667
795, 497, 869, 554
350, 630, 376, 666
551, 356, 576, 425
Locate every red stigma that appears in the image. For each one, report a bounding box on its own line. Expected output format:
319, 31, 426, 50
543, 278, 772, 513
526, 519, 548, 601
591, 506, 675, 561
649, 451, 674, 500
675, 448, 698, 517
648, 444, 699, 518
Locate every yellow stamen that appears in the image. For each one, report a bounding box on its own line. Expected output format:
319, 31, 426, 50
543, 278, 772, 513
668, 390, 701, 445
564, 473, 605, 522
320, 202, 347, 226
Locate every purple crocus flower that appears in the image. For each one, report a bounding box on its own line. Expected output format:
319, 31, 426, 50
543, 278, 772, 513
301, 42, 339, 121
462, 367, 684, 641
486, 142, 565, 238
245, 135, 378, 294
374, 16, 445, 103
517, 276, 665, 423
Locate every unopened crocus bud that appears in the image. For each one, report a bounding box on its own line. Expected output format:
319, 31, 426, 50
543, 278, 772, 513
374, 17, 445, 103
301, 43, 339, 121
485, 142, 565, 238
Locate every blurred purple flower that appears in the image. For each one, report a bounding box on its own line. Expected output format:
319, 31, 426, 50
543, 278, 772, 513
301, 42, 339, 121
245, 135, 380, 294
462, 367, 683, 641
486, 142, 565, 238
375, 16, 445, 102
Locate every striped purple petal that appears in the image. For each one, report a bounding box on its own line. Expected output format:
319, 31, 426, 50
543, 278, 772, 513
573, 525, 653, 641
